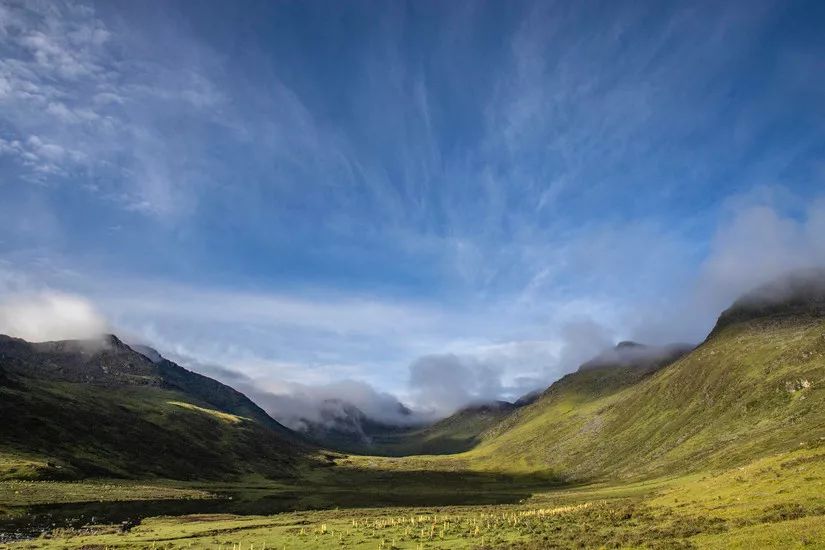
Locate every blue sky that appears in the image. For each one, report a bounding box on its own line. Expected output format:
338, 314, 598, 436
1, 0, 824, 419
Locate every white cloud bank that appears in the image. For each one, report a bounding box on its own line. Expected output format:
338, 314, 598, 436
0, 291, 108, 342
633, 193, 825, 343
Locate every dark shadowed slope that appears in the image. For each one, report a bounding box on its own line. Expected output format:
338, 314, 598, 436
159, 361, 295, 437
466, 273, 825, 480
0, 335, 311, 481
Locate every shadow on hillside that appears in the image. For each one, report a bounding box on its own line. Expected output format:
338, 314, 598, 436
293, 464, 569, 508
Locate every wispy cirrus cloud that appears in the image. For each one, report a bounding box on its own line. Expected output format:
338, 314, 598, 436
0, 0, 228, 214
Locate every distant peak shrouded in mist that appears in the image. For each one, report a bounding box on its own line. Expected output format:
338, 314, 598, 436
577, 341, 694, 373
712, 268, 825, 333
130, 344, 165, 364
616, 341, 644, 350
170, 366, 435, 433
513, 389, 542, 407
268, 385, 427, 433
454, 400, 517, 415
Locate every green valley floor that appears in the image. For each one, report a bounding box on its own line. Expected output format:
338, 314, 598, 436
2, 442, 824, 549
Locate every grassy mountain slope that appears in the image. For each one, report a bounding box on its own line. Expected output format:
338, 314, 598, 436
0, 335, 309, 481
466, 300, 825, 480
316, 343, 688, 458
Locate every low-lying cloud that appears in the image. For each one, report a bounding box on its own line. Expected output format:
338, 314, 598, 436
408, 354, 504, 415
159, 351, 428, 430
402, 318, 622, 416
698, 199, 825, 314
165, 320, 622, 426
731, 267, 825, 309
633, 194, 825, 344
0, 291, 108, 342
578, 342, 693, 372
250, 379, 425, 431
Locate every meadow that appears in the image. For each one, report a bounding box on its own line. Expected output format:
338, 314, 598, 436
2, 441, 823, 549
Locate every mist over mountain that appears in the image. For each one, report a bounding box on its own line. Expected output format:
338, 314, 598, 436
0, 291, 109, 343
123, 267, 824, 439
577, 341, 694, 373
712, 268, 825, 333
130, 343, 164, 364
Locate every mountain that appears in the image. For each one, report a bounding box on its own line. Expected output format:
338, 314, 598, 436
128, 342, 296, 436
130, 343, 164, 363
513, 389, 542, 407
4, 270, 823, 487
466, 272, 825, 480
300, 341, 692, 457
0, 334, 310, 481
302, 399, 522, 456
711, 267, 825, 334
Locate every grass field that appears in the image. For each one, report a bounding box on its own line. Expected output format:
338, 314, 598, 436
0, 480, 209, 509
2, 443, 823, 549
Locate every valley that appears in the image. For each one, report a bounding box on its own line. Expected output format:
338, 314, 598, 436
4, 1, 824, 547
3, 444, 824, 548
1, 275, 824, 548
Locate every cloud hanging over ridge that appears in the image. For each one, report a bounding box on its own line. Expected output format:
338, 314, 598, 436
632, 192, 825, 344
698, 197, 825, 307
0, 291, 108, 342
249, 379, 425, 431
